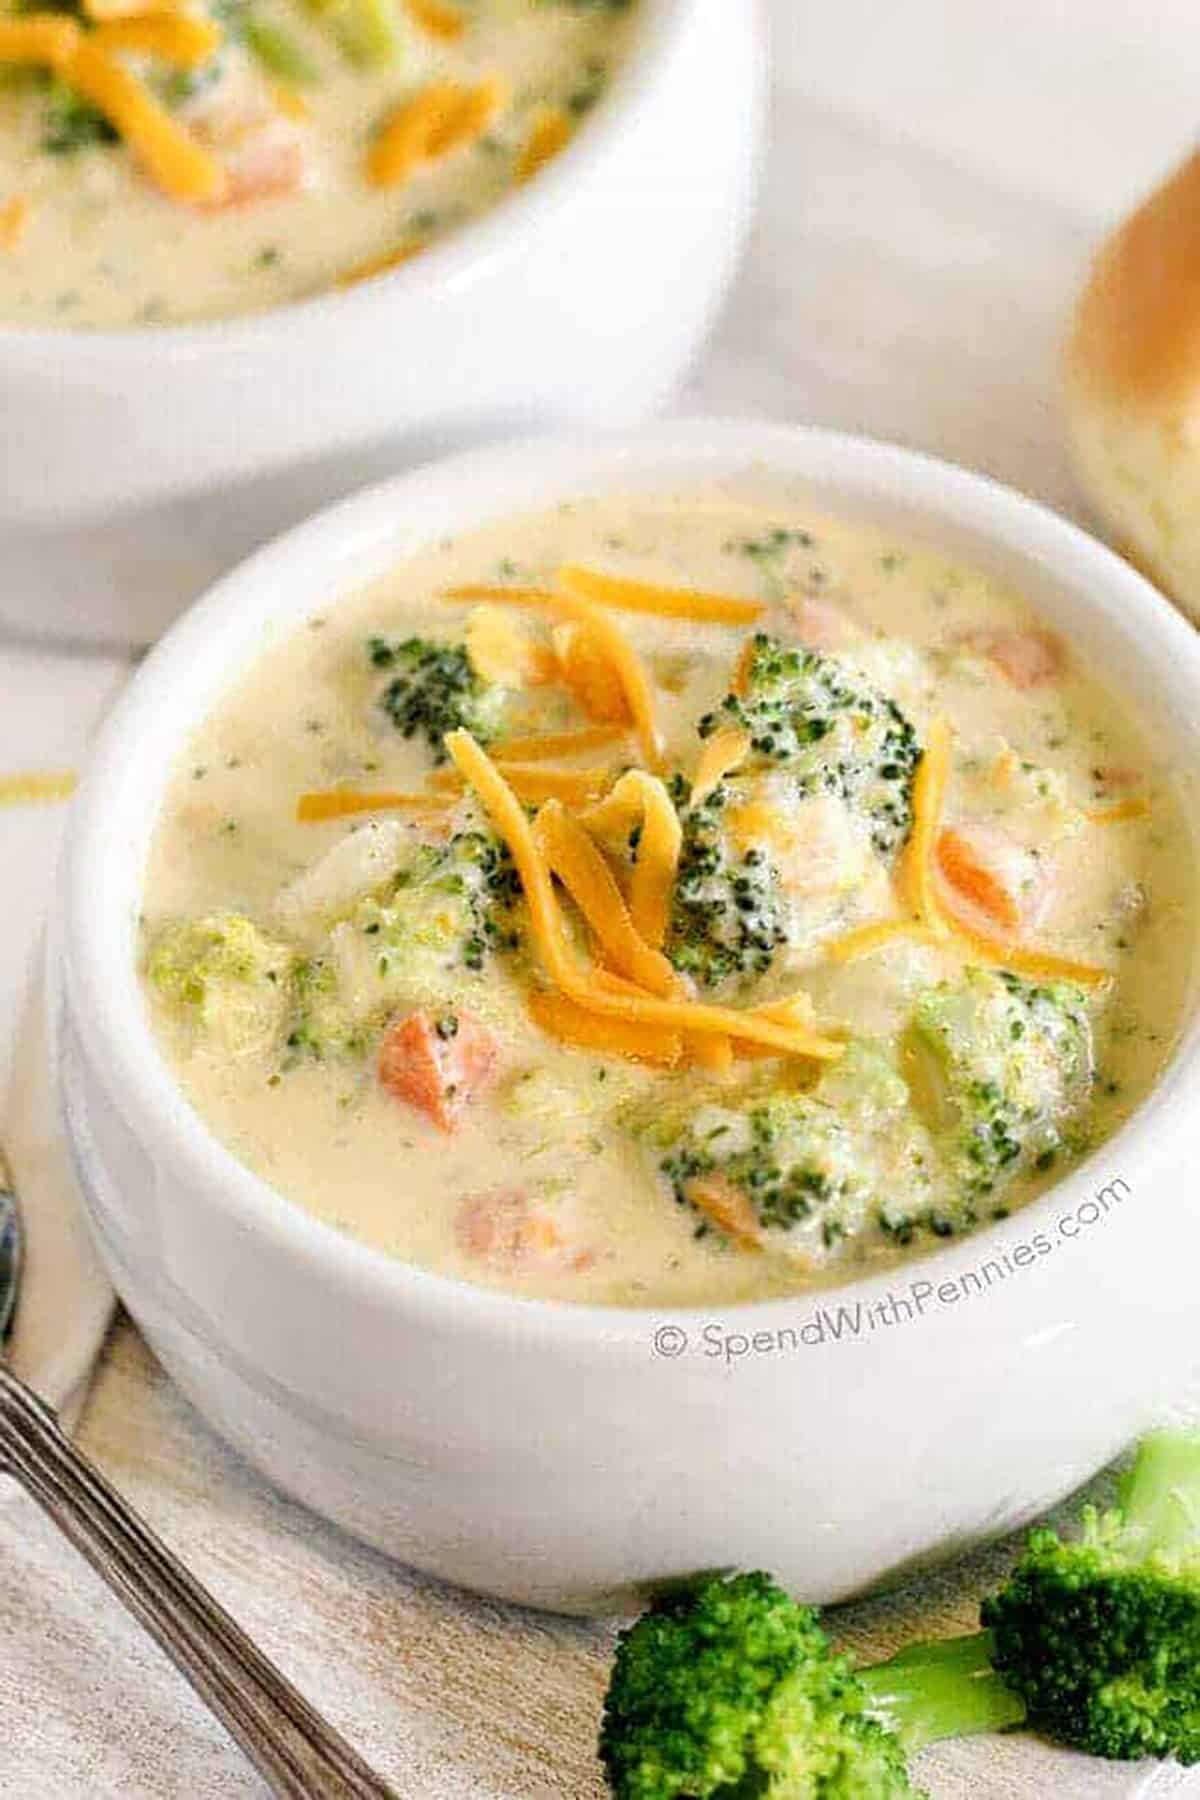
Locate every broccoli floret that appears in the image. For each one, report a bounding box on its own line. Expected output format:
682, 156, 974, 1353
983, 1430, 1200, 1762
599, 1572, 1023, 1798
632, 1047, 946, 1256
324, 827, 521, 1027
146, 913, 293, 1056
368, 635, 505, 764
668, 782, 789, 990
699, 635, 920, 857
907, 968, 1093, 1209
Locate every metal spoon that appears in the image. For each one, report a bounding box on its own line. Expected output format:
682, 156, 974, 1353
0, 1147, 400, 1799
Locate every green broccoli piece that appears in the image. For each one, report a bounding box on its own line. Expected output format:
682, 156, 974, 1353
631, 1046, 946, 1255
310, 827, 521, 1040
667, 781, 788, 990
41, 77, 119, 155
599, 1571, 1023, 1798
146, 913, 293, 1056
983, 1429, 1200, 1762
698, 634, 920, 858
368, 636, 505, 765
907, 968, 1093, 1211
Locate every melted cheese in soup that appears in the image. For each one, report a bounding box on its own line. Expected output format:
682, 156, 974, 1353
140, 494, 1198, 1306
0, 0, 636, 327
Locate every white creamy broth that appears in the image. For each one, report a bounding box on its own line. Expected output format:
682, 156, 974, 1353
140, 493, 1198, 1306
0, 0, 635, 327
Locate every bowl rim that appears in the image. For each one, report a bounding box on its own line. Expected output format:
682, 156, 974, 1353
0, 0, 689, 360
61, 418, 1200, 1348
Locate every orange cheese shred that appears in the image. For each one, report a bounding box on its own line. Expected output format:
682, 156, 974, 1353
553, 620, 632, 726
549, 591, 662, 768
336, 241, 424, 289
432, 762, 613, 807
446, 732, 842, 1060
295, 789, 454, 823
527, 990, 682, 1068
489, 725, 628, 762
578, 769, 682, 949
824, 911, 1108, 989
690, 726, 751, 805
92, 13, 221, 66
0, 196, 30, 253
404, 0, 464, 39
898, 715, 953, 938
0, 14, 80, 65
1086, 796, 1150, 825
464, 606, 558, 688
516, 106, 570, 183
368, 77, 506, 188
533, 801, 681, 998
557, 564, 765, 626
64, 38, 226, 202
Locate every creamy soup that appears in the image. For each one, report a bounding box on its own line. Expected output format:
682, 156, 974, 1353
140, 495, 1197, 1306
0, 0, 636, 327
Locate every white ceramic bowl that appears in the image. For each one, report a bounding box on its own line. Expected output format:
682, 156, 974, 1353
58, 421, 1200, 1616
0, 0, 762, 649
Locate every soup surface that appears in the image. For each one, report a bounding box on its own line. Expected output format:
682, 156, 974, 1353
141, 493, 1197, 1306
0, 0, 635, 327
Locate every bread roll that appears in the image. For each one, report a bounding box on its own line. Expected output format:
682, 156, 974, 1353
1065, 149, 1200, 621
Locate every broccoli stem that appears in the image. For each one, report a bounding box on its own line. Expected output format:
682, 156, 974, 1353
859, 1629, 1027, 1753
1116, 1428, 1200, 1561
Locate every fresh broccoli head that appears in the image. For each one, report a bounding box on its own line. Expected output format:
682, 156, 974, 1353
668, 781, 789, 990
631, 1046, 947, 1259
907, 968, 1093, 1209
599, 1571, 1023, 1799
368, 635, 505, 763
146, 913, 294, 1056
983, 1430, 1200, 1763
321, 827, 521, 1030
699, 635, 921, 858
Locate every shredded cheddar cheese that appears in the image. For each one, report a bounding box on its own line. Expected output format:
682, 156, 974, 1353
64, 39, 227, 203
445, 732, 842, 1060
550, 591, 662, 768
295, 789, 453, 822
533, 801, 681, 998
404, 0, 464, 39
368, 75, 507, 187
0, 770, 76, 809
516, 106, 570, 184
690, 726, 750, 806
0, 14, 80, 66
553, 621, 632, 726
464, 606, 557, 688
824, 911, 1107, 989
83, 0, 182, 19
490, 725, 628, 763
578, 769, 682, 950
526, 990, 682, 1068
432, 762, 613, 806
336, 242, 425, 288
557, 565, 765, 626
0, 196, 29, 253
92, 13, 222, 67
1086, 796, 1150, 825
899, 715, 953, 937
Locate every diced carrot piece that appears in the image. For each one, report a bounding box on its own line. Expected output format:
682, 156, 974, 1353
203, 135, 304, 210
956, 626, 1067, 688
377, 1008, 497, 1132
685, 1175, 762, 1251
785, 597, 861, 650
455, 1188, 594, 1274
935, 825, 1052, 935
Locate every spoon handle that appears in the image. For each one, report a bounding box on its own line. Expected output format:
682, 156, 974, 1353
0, 1364, 400, 1799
